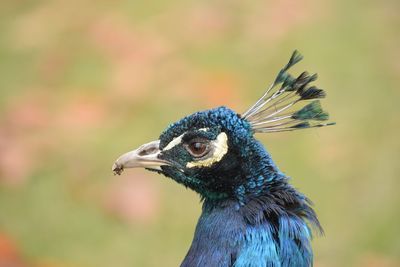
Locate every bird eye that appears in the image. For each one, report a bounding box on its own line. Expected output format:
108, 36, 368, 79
186, 141, 209, 157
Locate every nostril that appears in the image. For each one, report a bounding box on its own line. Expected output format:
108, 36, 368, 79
138, 146, 158, 156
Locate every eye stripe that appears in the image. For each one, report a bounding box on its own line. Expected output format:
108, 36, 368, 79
163, 133, 185, 151
186, 132, 228, 168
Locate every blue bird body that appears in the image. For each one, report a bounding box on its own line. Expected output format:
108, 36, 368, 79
162, 107, 319, 267
112, 51, 333, 267
182, 198, 314, 267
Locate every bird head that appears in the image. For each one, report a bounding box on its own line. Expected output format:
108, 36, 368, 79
113, 107, 256, 200
112, 51, 335, 201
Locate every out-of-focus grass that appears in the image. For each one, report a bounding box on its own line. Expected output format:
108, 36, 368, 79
0, 0, 399, 266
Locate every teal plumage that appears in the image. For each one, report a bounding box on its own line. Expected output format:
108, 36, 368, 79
112, 51, 334, 267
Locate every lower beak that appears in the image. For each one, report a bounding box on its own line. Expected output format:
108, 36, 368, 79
112, 140, 169, 175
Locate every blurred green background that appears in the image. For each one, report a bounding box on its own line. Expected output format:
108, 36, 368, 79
0, 0, 399, 266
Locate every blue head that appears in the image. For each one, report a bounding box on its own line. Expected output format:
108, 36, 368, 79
155, 106, 285, 200
112, 51, 334, 203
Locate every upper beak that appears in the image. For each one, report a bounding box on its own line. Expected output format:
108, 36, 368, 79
112, 140, 169, 175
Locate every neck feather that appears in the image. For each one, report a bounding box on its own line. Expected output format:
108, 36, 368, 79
183, 182, 321, 267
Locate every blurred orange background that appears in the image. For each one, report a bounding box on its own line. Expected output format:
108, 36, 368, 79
0, 0, 399, 266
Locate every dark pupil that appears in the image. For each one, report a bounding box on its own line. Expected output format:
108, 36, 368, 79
189, 142, 206, 155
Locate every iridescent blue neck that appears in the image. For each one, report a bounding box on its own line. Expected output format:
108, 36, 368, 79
232, 139, 286, 204
182, 196, 317, 267
182, 141, 320, 266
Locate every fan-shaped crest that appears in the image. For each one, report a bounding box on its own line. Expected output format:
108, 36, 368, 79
242, 51, 335, 133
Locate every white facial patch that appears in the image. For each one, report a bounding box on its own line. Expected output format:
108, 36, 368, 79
186, 132, 228, 168
163, 133, 184, 151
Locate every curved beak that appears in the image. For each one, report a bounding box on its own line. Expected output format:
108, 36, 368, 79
112, 140, 169, 175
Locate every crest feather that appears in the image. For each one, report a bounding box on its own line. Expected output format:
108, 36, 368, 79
242, 51, 335, 133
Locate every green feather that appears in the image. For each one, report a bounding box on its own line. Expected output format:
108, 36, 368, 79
274, 50, 303, 85
292, 100, 329, 121
284, 50, 303, 71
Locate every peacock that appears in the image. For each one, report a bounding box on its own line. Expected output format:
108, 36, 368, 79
112, 51, 334, 267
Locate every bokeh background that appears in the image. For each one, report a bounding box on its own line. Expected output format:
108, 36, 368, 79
0, 0, 399, 266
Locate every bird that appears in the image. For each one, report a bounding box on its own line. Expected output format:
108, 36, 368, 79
112, 51, 334, 267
